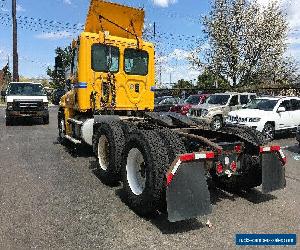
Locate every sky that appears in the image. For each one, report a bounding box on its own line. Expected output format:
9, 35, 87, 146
0, 0, 299, 86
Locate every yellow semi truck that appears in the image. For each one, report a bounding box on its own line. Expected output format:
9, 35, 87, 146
57, 0, 286, 222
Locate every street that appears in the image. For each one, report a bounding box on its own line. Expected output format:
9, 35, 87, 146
0, 107, 299, 249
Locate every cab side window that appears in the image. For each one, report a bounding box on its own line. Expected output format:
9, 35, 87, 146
240, 95, 249, 105
229, 95, 239, 106
291, 99, 300, 111
279, 100, 292, 111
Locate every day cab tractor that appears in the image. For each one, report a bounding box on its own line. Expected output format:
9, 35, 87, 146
57, 0, 287, 222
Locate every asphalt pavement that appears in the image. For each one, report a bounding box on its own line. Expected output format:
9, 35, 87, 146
0, 107, 299, 249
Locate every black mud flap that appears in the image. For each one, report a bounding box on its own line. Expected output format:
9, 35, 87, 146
166, 161, 212, 222
261, 152, 286, 193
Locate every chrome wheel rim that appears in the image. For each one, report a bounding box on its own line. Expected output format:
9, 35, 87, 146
98, 135, 109, 171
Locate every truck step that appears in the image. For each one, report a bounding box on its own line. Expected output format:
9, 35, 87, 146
65, 135, 82, 144
67, 118, 83, 125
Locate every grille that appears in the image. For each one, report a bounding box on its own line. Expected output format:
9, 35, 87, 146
190, 109, 202, 117
13, 100, 44, 111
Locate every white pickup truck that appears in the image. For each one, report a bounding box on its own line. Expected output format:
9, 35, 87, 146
226, 96, 300, 140
3, 82, 49, 125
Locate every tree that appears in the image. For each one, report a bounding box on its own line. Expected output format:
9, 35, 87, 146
196, 69, 230, 90
193, 0, 297, 86
47, 46, 72, 89
173, 79, 194, 89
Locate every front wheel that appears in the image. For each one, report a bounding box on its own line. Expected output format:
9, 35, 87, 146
263, 122, 275, 141
211, 116, 223, 131
57, 110, 66, 143
122, 130, 169, 216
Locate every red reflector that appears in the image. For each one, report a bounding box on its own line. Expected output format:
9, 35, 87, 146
230, 161, 237, 172
282, 157, 287, 165
270, 145, 281, 151
206, 152, 215, 159
234, 145, 242, 153
216, 162, 223, 174
166, 173, 174, 186
179, 153, 195, 162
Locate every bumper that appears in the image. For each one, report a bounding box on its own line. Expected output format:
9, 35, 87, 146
6, 109, 49, 118
189, 115, 213, 124
226, 121, 265, 132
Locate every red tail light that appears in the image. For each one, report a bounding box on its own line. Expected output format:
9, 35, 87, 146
216, 162, 223, 174
166, 173, 174, 186
234, 145, 242, 153
230, 161, 237, 172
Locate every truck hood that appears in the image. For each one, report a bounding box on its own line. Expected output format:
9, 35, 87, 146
6, 95, 48, 103
228, 109, 271, 118
192, 103, 227, 111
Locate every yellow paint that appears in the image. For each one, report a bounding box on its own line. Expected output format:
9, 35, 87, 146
60, 0, 155, 134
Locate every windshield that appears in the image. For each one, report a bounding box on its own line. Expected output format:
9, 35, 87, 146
244, 98, 278, 111
185, 95, 199, 105
124, 49, 149, 75
7, 83, 46, 96
206, 94, 230, 105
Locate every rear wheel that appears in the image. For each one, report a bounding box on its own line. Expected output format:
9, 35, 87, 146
43, 114, 49, 124
263, 122, 275, 141
93, 121, 125, 184
122, 130, 169, 216
211, 116, 223, 131
5, 116, 12, 126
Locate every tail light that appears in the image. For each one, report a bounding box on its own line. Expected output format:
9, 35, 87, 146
234, 145, 242, 153
216, 162, 223, 174
230, 161, 237, 172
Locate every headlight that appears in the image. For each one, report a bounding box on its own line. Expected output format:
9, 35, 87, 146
7, 102, 13, 110
202, 109, 209, 116
248, 117, 261, 122
43, 102, 48, 110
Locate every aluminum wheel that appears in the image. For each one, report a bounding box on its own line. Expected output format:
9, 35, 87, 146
211, 117, 222, 130
98, 135, 110, 171
126, 148, 146, 195
263, 123, 275, 141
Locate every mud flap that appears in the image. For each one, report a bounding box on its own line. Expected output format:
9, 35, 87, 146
261, 152, 286, 193
166, 161, 212, 222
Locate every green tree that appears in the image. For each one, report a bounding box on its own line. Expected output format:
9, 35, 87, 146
173, 79, 194, 89
191, 0, 297, 86
196, 69, 230, 90
47, 45, 72, 89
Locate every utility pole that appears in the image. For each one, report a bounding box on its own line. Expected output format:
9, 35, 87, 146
12, 0, 19, 82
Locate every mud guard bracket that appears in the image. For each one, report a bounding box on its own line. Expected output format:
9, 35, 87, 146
166, 161, 212, 222
261, 152, 286, 193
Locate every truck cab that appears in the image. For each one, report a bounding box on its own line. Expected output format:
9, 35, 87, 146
4, 82, 49, 125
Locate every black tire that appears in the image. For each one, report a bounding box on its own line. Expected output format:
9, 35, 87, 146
58, 110, 66, 143
122, 130, 170, 216
43, 114, 49, 124
212, 154, 261, 191
5, 116, 12, 126
156, 128, 186, 164
211, 116, 223, 131
262, 122, 275, 141
92, 121, 125, 184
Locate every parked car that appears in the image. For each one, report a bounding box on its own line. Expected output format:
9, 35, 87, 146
226, 96, 300, 140
51, 88, 66, 105
188, 92, 256, 130
154, 96, 180, 112
296, 125, 300, 147
4, 82, 49, 125
170, 94, 210, 115
154, 96, 172, 105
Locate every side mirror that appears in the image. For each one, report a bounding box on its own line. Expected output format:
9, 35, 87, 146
1, 90, 6, 97
277, 107, 286, 113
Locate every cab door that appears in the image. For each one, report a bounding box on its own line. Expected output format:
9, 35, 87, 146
290, 99, 300, 128
276, 100, 293, 129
